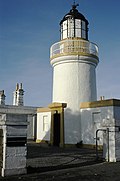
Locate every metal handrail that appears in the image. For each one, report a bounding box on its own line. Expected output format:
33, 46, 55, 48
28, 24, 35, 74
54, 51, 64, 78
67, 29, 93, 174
50, 39, 99, 59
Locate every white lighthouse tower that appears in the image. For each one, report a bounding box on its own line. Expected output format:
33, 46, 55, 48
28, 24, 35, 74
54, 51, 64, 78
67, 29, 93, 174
50, 4, 99, 145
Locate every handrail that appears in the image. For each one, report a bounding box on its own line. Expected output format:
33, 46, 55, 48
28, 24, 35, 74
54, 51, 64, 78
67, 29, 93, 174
50, 39, 99, 60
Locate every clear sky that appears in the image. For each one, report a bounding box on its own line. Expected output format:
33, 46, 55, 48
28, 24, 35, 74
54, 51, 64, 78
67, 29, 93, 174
0, 0, 120, 107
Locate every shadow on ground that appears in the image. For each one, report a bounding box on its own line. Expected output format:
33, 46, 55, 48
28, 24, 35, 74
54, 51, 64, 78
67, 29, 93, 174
27, 143, 103, 174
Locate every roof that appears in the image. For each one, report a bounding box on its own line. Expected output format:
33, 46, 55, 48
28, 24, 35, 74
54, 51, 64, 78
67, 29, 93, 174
60, 4, 88, 25
80, 99, 120, 109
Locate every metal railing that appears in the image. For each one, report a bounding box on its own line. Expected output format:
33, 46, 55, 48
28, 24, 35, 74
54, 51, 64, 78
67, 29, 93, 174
50, 39, 99, 60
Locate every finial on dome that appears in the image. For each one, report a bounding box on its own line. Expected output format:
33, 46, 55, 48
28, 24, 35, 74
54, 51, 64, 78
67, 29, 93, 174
72, 0, 79, 9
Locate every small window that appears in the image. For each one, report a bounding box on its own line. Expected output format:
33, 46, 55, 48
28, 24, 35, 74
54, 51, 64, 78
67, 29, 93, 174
43, 116, 49, 132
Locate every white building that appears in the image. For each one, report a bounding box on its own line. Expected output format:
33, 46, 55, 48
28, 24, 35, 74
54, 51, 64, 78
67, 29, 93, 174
0, 84, 37, 141
37, 4, 99, 146
36, 4, 120, 162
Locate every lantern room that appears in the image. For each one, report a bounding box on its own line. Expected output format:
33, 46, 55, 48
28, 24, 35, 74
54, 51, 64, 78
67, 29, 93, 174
60, 4, 89, 40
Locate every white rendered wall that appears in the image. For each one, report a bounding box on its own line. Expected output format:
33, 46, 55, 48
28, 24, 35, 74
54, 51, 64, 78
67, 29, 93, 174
80, 105, 120, 162
27, 114, 37, 140
51, 55, 98, 144
114, 106, 120, 161
37, 112, 51, 142
64, 109, 81, 144
52, 55, 97, 112
0, 113, 27, 176
80, 106, 114, 145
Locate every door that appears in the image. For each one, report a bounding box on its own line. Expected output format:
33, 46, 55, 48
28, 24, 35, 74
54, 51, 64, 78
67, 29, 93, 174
53, 112, 60, 146
92, 112, 102, 145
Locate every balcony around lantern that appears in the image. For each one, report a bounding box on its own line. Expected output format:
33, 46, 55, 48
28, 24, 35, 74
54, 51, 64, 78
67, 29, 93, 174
50, 39, 99, 60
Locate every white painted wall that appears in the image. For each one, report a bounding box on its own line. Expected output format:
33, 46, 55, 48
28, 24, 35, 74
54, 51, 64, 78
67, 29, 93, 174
81, 105, 120, 162
0, 113, 27, 176
37, 112, 51, 142
114, 106, 120, 161
51, 55, 98, 145
52, 55, 97, 112
27, 114, 37, 140
64, 109, 81, 144
80, 106, 114, 145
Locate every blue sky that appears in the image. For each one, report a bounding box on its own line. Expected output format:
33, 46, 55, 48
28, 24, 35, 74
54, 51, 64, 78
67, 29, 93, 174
0, 0, 120, 107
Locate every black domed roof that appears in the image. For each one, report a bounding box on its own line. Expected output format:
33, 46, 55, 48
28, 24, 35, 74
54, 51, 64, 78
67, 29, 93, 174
60, 5, 88, 25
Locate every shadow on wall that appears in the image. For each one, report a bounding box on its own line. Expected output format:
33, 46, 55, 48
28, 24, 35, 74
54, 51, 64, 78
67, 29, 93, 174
37, 108, 84, 147
37, 106, 118, 147
64, 108, 82, 145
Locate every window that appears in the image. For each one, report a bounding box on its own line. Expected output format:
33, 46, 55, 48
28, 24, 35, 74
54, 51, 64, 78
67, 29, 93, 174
43, 116, 49, 132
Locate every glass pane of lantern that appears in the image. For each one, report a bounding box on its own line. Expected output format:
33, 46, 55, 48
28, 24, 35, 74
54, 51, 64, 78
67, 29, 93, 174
63, 30, 67, 39
63, 20, 67, 39
75, 19, 81, 29
76, 29, 81, 37
68, 18, 74, 37
82, 21, 86, 30
63, 20, 67, 30
82, 30, 86, 39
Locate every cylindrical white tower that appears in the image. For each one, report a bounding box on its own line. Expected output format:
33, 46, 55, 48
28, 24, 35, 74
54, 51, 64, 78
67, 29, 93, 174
50, 4, 99, 111
50, 4, 99, 144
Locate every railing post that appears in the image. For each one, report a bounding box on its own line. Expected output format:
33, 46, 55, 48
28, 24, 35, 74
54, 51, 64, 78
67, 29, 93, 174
96, 129, 99, 160
107, 128, 109, 162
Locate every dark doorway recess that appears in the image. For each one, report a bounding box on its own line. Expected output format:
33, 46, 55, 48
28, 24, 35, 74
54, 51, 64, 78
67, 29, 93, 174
53, 112, 60, 146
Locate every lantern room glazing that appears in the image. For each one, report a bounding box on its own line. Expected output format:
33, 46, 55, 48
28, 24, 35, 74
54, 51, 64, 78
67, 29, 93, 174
60, 4, 89, 40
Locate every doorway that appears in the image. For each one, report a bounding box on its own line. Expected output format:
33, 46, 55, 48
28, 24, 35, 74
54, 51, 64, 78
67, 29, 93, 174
53, 112, 60, 146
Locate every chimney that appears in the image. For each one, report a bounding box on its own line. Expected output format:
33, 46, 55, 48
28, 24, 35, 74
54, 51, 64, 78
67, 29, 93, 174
100, 96, 105, 101
13, 83, 24, 106
0, 90, 6, 105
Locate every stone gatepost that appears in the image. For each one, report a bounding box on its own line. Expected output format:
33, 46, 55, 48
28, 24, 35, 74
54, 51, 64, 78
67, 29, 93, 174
103, 126, 120, 162
0, 113, 27, 177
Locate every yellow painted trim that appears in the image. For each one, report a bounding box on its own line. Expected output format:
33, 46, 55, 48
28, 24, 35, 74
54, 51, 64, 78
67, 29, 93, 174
50, 52, 99, 62
36, 139, 42, 143
48, 102, 67, 109
37, 107, 51, 113
80, 99, 120, 109
60, 37, 88, 41
36, 139, 50, 144
49, 102, 67, 147
37, 102, 67, 148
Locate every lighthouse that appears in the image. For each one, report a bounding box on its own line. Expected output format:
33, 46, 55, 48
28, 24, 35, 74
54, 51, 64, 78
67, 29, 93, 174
50, 4, 99, 144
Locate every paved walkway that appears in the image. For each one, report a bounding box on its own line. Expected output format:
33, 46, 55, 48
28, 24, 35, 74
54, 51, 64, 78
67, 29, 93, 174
27, 143, 102, 173
1, 142, 120, 180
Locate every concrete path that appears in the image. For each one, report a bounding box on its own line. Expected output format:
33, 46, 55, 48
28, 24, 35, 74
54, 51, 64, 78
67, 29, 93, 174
1, 142, 120, 180
27, 143, 102, 173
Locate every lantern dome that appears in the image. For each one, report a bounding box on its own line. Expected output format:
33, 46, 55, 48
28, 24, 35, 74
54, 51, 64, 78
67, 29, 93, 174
60, 4, 89, 40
